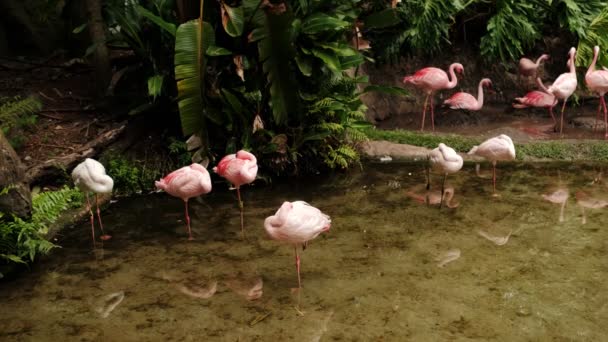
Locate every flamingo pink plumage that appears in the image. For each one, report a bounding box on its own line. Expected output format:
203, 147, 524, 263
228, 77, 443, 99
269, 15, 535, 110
402, 63, 464, 131
444, 78, 492, 111
468, 134, 516, 196
585, 45, 608, 138
513, 90, 558, 130
155, 163, 212, 240
536, 47, 578, 135
519, 54, 549, 77
213, 150, 258, 233
264, 201, 331, 289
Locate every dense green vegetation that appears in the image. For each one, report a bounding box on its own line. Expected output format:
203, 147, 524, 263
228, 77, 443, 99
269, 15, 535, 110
0, 186, 82, 277
0, 96, 42, 149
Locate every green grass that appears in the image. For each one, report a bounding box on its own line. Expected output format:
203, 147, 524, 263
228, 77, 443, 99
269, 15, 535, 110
363, 127, 608, 162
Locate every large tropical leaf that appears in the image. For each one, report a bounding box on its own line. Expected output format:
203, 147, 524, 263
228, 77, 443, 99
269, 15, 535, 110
301, 13, 349, 34
221, 2, 245, 37
135, 5, 176, 36
258, 9, 300, 125
577, 7, 608, 67
174, 20, 214, 136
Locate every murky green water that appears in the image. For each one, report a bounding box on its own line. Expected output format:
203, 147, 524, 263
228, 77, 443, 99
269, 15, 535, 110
1, 161, 607, 341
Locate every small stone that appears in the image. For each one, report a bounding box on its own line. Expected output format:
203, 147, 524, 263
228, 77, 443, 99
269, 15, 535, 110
55, 125, 63, 130
515, 306, 531, 317
24, 156, 31, 161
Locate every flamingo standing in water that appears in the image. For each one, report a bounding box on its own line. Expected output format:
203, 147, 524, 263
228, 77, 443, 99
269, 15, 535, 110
585, 45, 608, 138
444, 78, 492, 111
427, 143, 463, 208
403, 63, 464, 131
536, 47, 578, 135
155, 163, 212, 240
513, 90, 558, 131
264, 201, 331, 289
72, 158, 113, 247
468, 134, 516, 196
213, 150, 258, 233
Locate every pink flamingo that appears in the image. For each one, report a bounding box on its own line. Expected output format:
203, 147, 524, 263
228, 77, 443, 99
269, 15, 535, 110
536, 47, 578, 135
72, 158, 113, 247
213, 150, 258, 233
444, 78, 492, 111
585, 45, 608, 138
467, 134, 516, 196
264, 201, 331, 289
155, 163, 212, 240
519, 54, 549, 77
402, 63, 464, 131
512, 90, 558, 130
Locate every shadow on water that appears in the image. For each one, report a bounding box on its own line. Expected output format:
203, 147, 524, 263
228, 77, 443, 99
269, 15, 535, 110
1, 161, 607, 340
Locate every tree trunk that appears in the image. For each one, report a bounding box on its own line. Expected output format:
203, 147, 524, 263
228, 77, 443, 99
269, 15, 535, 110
0, 131, 31, 219
85, 0, 111, 96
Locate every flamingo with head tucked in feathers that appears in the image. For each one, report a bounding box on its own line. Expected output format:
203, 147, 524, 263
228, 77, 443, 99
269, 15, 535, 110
585, 45, 608, 138
468, 134, 516, 196
155, 163, 212, 240
72, 158, 114, 248
427, 143, 463, 208
513, 90, 558, 130
213, 150, 258, 233
264, 201, 331, 289
403, 63, 464, 131
444, 78, 492, 111
536, 47, 578, 135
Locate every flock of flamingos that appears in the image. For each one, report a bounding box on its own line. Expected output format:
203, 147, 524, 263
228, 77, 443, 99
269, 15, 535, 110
403, 45, 608, 138
67, 45, 608, 290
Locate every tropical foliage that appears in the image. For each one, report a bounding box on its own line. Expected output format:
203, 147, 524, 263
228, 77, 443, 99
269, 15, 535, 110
360, 0, 608, 65
0, 96, 42, 149
0, 186, 83, 274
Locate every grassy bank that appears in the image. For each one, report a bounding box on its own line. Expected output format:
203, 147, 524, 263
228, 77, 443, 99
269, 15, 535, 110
363, 128, 608, 162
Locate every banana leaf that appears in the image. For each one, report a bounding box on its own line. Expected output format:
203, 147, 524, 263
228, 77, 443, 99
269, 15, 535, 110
174, 20, 214, 136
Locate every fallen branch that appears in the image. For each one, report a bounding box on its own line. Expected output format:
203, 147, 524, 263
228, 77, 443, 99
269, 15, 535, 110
25, 122, 127, 183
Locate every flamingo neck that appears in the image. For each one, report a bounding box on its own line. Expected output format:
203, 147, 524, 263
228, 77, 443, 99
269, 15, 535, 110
444, 189, 456, 208
475, 81, 485, 110
535, 55, 546, 67
587, 49, 599, 76
569, 52, 576, 74
446, 64, 459, 89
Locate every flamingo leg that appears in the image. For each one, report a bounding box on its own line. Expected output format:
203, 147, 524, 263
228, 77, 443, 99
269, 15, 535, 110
492, 161, 497, 196
601, 95, 608, 139
184, 199, 193, 240
548, 107, 556, 131
86, 194, 95, 248
430, 92, 435, 132
420, 94, 429, 131
294, 246, 302, 289
559, 99, 567, 135
580, 205, 586, 225
95, 194, 111, 240
559, 200, 566, 223
439, 173, 447, 209
594, 99, 601, 133
237, 187, 244, 233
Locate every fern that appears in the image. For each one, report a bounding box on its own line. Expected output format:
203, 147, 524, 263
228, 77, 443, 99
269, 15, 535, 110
576, 7, 608, 67
0, 96, 42, 134
0, 186, 82, 265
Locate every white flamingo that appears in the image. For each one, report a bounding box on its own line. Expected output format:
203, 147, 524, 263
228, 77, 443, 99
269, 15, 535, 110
428, 143, 463, 208
467, 135, 516, 196
536, 47, 578, 135
72, 158, 114, 247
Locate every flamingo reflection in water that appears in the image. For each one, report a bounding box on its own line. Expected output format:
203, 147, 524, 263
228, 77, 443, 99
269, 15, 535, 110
406, 184, 459, 208
575, 191, 608, 224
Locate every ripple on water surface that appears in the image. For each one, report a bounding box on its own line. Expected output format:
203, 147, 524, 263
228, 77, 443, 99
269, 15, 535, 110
0, 161, 607, 340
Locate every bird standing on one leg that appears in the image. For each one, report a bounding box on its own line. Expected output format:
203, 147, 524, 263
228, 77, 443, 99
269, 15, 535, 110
585, 45, 608, 138
213, 150, 258, 234
467, 134, 516, 196
428, 143, 463, 208
72, 158, 114, 248
536, 47, 578, 135
155, 163, 212, 240
403, 63, 464, 132
264, 201, 331, 290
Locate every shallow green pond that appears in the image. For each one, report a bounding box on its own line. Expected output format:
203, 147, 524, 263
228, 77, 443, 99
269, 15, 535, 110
1, 161, 607, 341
